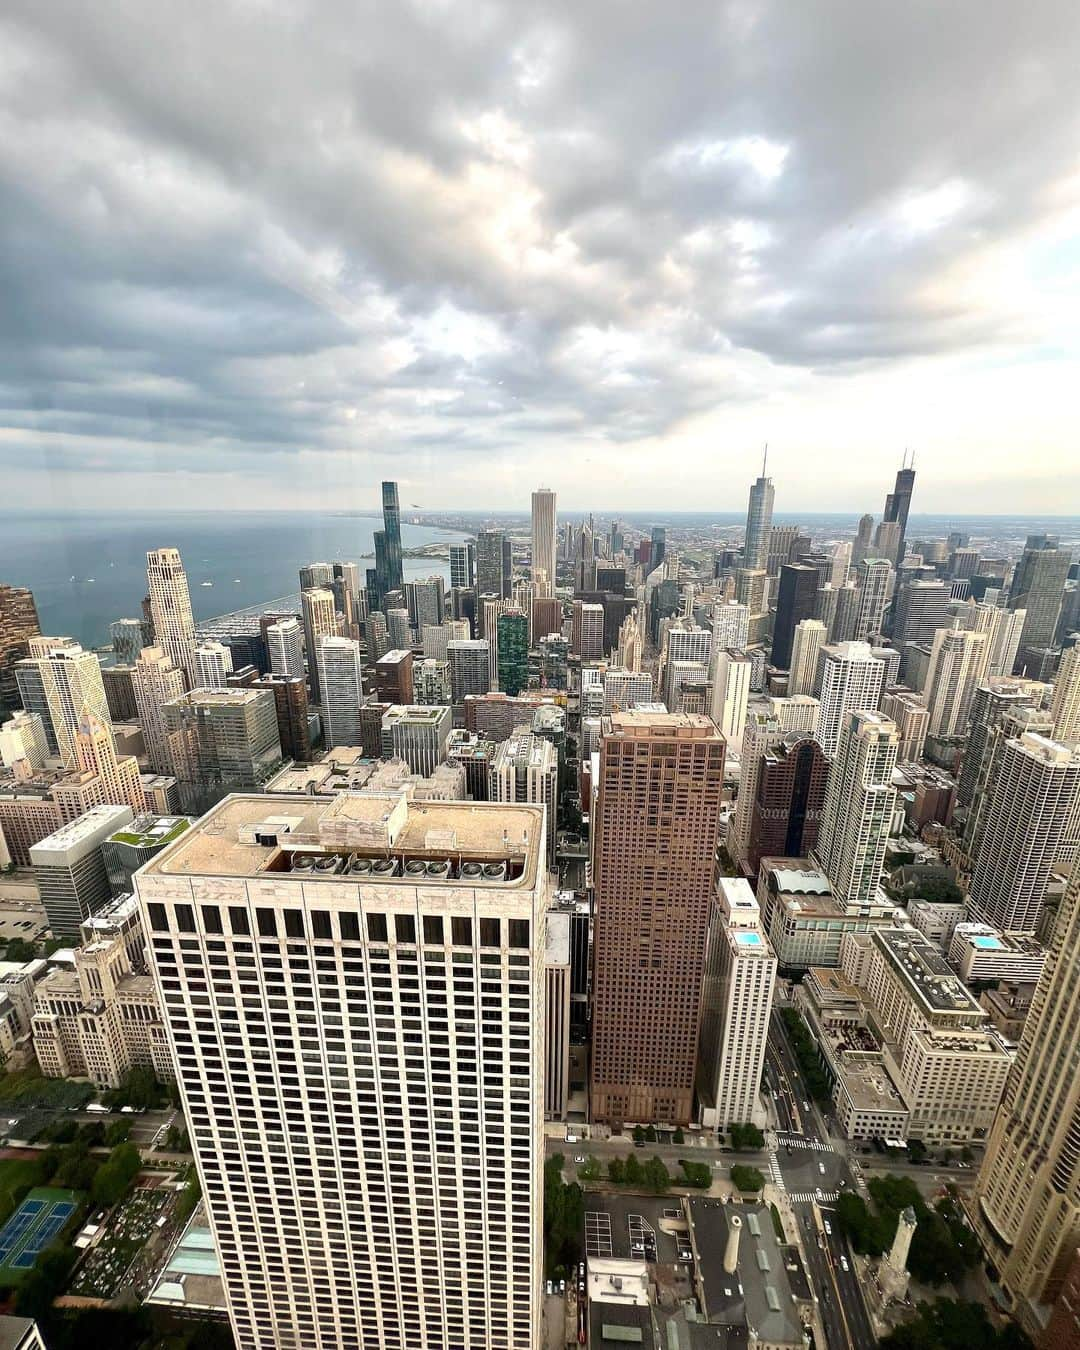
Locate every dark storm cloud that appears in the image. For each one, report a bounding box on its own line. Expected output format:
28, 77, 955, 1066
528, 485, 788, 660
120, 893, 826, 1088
1, 0, 1078, 496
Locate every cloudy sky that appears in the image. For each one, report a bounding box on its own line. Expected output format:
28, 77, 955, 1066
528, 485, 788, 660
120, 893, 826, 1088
2, 0, 1079, 516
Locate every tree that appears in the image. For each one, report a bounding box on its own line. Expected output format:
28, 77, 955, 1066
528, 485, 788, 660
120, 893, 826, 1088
15, 1244, 76, 1320
879, 1298, 1031, 1350
907, 1138, 928, 1163
103, 1065, 164, 1111
643, 1156, 669, 1193
105, 1119, 132, 1146
578, 1156, 602, 1182
730, 1165, 765, 1193
834, 1193, 887, 1255
91, 1141, 141, 1207
672, 1128, 685, 1144
644, 1125, 657, 1143
632, 1125, 645, 1145
5, 938, 37, 962
607, 1158, 625, 1185
729, 1123, 766, 1151
624, 1155, 644, 1187
680, 1160, 711, 1189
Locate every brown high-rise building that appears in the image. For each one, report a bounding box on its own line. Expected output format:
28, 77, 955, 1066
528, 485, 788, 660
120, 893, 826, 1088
254, 674, 312, 763
373, 649, 414, 705
0, 582, 41, 713
102, 665, 139, 722
1044, 1250, 1080, 1350
746, 732, 830, 876
590, 710, 725, 1125
530, 596, 562, 645
359, 702, 391, 759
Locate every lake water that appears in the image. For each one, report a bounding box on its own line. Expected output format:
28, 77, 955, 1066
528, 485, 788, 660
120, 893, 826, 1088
0, 511, 467, 650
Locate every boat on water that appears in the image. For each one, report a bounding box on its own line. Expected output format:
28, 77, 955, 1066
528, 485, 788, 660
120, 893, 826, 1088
200, 581, 214, 587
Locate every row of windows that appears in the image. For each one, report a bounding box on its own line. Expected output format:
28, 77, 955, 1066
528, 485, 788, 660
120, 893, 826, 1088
150, 901, 530, 950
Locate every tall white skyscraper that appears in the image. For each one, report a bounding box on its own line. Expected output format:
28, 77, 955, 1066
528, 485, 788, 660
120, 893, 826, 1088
853, 557, 892, 641
712, 602, 750, 651
813, 709, 898, 913
146, 548, 197, 681
136, 793, 549, 1350
743, 471, 775, 572
967, 732, 1080, 933
267, 618, 306, 679
447, 640, 491, 705
814, 641, 886, 757
316, 636, 364, 749
923, 625, 989, 738
788, 619, 827, 697
602, 668, 654, 716
952, 600, 1027, 680
973, 870, 1080, 1328
193, 641, 234, 690
662, 623, 712, 707
132, 646, 186, 774
15, 639, 111, 766
301, 588, 338, 705
530, 488, 557, 597
709, 649, 752, 750
1051, 643, 1080, 744
697, 878, 777, 1129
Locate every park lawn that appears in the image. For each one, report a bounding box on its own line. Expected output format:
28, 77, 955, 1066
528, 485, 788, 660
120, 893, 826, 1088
0, 1156, 48, 1226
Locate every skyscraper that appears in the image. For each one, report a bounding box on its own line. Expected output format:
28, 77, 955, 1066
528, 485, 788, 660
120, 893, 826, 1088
373, 649, 414, 706
1010, 537, 1070, 674
0, 581, 40, 714
772, 564, 819, 669
252, 673, 311, 763
923, 625, 989, 739
193, 641, 234, 690
1052, 643, 1080, 744
729, 697, 819, 867
300, 588, 337, 705
697, 878, 777, 1129
317, 637, 365, 749
489, 726, 558, 867
477, 530, 508, 600
743, 468, 775, 572
15, 640, 111, 766
812, 709, 898, 913
709, 649, 753, 750
882, 457, 916, 563
136, 793, 548, 1350
132, 646, 186, 774
496, 609, 528, 697
531, 488, 557, 596
266, 618, 305, 679
892, 580, 951, 651
788, 619, 827, 697
973, 870, 1080, 1329
381, 480, 404, 595
813, 641, 886, 757
447, 640, 491, 706
298, 562, 334, 591
957, 678, 1047, 809
162, 687, 283, 814
449, 541, 475, 590
966, 732, 1080, 933
746, 732, 830, 875
73, 710, 147, 816
712, 602, 750, 651
591, 711, 725, 1124
853, 557, 892, 641
851, 513, 874, 567
146, 548, 197, 681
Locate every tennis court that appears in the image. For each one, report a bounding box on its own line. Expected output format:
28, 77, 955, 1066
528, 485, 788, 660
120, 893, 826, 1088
0, 1188, 78, 1279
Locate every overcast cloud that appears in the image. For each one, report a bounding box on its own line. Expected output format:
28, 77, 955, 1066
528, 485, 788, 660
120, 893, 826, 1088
2, 0, 1079, 514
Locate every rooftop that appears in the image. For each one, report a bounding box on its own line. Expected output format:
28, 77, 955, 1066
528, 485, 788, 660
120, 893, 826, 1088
141, 792, 543, 886
605, 710, 721, 738
31, 804, 133, 857
107, 815, 191, 850
875, 928, 984, 1017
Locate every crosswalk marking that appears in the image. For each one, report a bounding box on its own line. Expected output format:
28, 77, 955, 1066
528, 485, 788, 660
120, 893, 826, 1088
766, 1152, 787, 1193
776, 1135, 834, 1152
789, 1191, 839, 1205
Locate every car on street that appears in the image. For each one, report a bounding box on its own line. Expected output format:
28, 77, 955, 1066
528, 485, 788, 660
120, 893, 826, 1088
819, 1162, 826, 1174
840, 1256, 849, 1273
803, 1101, 810, 1112
574, 1155, 585, 1164
823, 1219, 832, 1235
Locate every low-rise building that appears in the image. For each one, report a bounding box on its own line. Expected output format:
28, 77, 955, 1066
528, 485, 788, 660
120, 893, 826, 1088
757, 858, 899, 971
906, 900, 966, 950
31, 893, 173, 1088
30, 804, 134, 937
948, 925, 1047, 986
979, 980, 1036, 1042
102, 815, 191, 895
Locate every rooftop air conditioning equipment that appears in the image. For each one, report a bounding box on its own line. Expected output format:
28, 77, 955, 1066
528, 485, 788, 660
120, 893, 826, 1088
460, 862, 484, 879
482, 862, 508, 882
348, 857, 373, 875
404, 860, 427, 876
371, 859, 400, 878
291, 854, 318, 872
426, 860, 452, 878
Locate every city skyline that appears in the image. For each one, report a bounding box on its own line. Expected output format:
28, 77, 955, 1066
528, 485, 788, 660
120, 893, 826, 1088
3, 5, 1080, 513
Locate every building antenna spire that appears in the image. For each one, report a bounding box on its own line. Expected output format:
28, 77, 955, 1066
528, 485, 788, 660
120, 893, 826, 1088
762, 442, 768, 477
